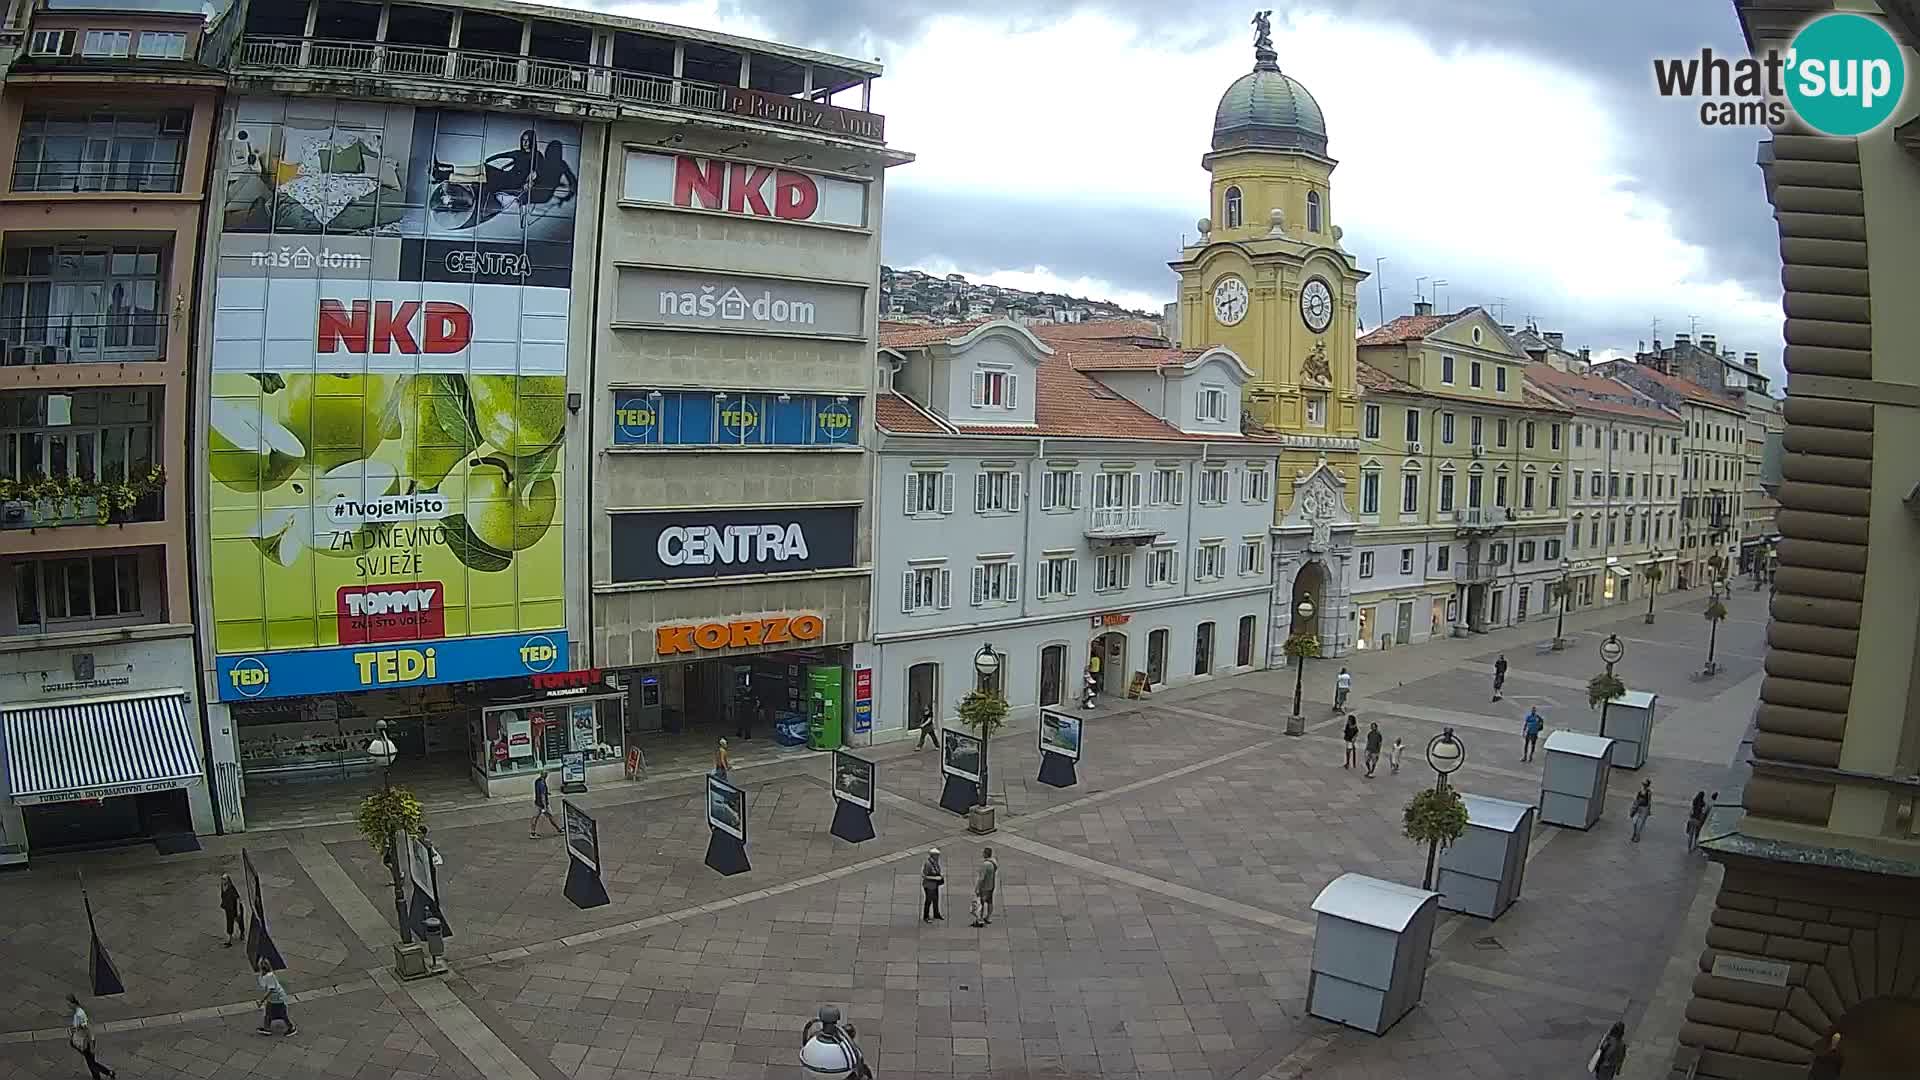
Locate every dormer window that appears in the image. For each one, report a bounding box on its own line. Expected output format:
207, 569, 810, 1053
1224, 186, 1243, 229
1197, 384, 1229, 422
971, 366, 1017, 410
1307, 191, 1322, 233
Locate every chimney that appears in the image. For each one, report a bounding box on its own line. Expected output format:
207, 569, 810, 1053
1501, 324, 1516, 333
1544, 331, 1564, 349
1578, 347, 1591, 365
1743, 351, 1760, 365
1413, 300, 1434, 317
1700, 333, 1717, 353
1653, 337, 1663, 352
1675, 332, 1691, 347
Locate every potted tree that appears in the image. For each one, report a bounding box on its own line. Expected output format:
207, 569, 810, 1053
1404, 784, 1469, 891
956, 688, 1007, 834
1702, 593, 1729, 677
354, 782, 426, 972
1641, 561, 1664, 624
1548, 576, 1574, 649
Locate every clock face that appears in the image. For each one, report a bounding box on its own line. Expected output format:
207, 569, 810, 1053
1212, 276, 1249, 327
1300, 277, 1335, 333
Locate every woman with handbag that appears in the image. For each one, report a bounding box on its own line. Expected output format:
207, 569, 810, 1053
1589, 1021, 1627, 1079
66, 994, 115, 1079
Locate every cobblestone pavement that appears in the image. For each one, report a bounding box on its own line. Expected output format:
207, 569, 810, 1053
0, 586, 1765, 1079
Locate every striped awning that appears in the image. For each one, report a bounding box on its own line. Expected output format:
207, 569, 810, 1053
3, 692, 201, 806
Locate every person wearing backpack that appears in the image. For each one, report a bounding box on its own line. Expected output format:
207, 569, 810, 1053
1521, 707, 1545, 762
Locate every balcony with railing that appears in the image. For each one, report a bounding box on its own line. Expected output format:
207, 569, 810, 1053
1453, 559, 1503, 583
222, 2, 886, 145
1085, 505, 1163, 546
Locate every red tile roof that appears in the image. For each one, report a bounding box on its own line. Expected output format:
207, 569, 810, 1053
1602, 362, 1744, 411
1357, 308, 1478, 346
1357, 362, 1568, 414
1027, 318, 1164, 343
1062, 345, 1204, 372
1355, 362, 1414, 393
1523, 365, 1681, 424
874, 392, 952, 434
878, 320, 992, 348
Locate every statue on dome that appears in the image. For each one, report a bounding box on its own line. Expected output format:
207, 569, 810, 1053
1251, 10, 1278, 67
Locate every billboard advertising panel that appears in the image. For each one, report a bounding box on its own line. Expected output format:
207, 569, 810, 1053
610, 390, 857, 448
621, 151, 868, 228
207, 98, 579, 700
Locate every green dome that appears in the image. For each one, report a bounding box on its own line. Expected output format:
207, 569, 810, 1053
1212, 57, 1328, 156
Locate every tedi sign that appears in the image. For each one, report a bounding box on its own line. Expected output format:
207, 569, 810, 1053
622, 151, 868, 229
611, 505, 858, 583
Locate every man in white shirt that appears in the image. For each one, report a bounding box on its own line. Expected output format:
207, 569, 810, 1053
1334, 668, 1353, 710
256, 959, 297, 1036
66, 994, 115, 1078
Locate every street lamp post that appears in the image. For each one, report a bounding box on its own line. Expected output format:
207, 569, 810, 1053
1289, 598, 1316, 723
1422, 728, 1466, 890
800, 1006, 872, 1079
972, 643, 1001, 804
364, 719, 414, 946
1598, 633, 1625, 740
1553, 558, 1572, 648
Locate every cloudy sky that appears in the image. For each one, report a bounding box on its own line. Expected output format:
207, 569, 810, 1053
585, 0, 1786, 378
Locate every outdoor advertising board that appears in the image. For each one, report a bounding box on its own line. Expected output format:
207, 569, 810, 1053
621, 151, 869, 228
207, 97, 579, 701
609, 505, 858, 583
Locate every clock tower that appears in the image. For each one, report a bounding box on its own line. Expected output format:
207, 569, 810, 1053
1169, 11, 1369, 660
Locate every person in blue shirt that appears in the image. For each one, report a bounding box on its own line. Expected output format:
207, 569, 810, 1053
1522, 707, 1545, 762
528, 770, 562, 838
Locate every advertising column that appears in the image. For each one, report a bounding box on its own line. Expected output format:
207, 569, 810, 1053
206, 98, 579, 705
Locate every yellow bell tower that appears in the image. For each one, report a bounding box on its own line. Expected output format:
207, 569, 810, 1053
1170, 12, 1368, 508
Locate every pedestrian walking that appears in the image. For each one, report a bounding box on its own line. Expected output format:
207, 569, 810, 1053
220, 872, 244, 948
1491, 654, 1508, 702
1388, 737, 1405, 774
712, 738, 731, 780
1629, 780, 1653, 842
1363, 722, 1383, 778
1588, 1020, 1628, 1078
1686, 791, 1708, 851
920, 848, 945, 922
66, 995, 115, 1079
914, 706, 940, 751
256, 959, 296, 1036
528, 770, 562, 837
1522, 707, 1544, 762
1341, 715, 1359, 769
1334, 667, 1352, 711
970, 847, 998, 927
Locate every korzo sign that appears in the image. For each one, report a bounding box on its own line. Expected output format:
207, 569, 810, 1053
622, 151, 868, 229
610, 506, 857, 583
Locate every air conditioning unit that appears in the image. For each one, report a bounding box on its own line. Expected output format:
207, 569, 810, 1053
1406, 440, 1423, 454
1471, 444, 1487, 458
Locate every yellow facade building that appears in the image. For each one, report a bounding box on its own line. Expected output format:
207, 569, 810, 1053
1170, 17, 1370, 659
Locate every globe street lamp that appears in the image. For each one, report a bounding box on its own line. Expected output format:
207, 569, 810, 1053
364, 719, 413, 947
1289, 598, 1316, 724
800, 1005, 871, 1079
1422, 728, 1466, 889
1598, 633, 1626, 740
972, 643, 1001, 806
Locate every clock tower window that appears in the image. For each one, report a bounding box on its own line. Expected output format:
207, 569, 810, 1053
1224, 186, 1243, 229
1307, 191, 1322, 233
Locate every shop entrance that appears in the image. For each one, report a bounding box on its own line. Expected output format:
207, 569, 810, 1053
1038, 646, 1065, 707
637, 647, 851, 749
906, 661, 938, 728
1146, 629, 1168, 685
1093, 631, 1128, 695
21, 789, 192, 852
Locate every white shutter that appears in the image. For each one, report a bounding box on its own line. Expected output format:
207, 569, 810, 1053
1037, 559, 1049, 598
974, 472, 988, 513
1128, 471, 1143, 508
971, 565, 986, 606
939, 471, 955, 514
1008, 471, 1023, 510
1070, 471, 1083, 509
1121, 553, 1133, 588
901, 570, 915, 613
1005, 373, 1019, 409
904, 471, 920, 516
970, 370, 985, 407
1067, 558, 1078, 595
1007, 563, 1019, 600
1173, 470, 1184, 506
938, 568, 952, 609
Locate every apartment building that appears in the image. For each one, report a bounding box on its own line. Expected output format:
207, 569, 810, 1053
1356, 305, 1571, 635
867, 319, 1276, 733
1523, 364, 1683, 611
1664, 3, 1920, 1076
1596, 361, 1746, 589
0, 0, 221, 863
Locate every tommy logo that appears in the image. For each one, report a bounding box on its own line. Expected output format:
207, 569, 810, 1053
337, 582, 446, 644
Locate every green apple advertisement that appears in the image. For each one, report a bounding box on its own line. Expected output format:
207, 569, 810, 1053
208, 97, 578, 699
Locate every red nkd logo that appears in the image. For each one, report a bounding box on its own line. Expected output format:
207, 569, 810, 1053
337, 581, 447, 644
317, 299, 473, 354
671, 156, 820, 221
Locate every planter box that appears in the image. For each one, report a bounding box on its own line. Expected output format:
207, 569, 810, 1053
967, 805, 996, 834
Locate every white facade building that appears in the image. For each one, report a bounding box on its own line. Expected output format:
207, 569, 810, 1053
864, 320, 1278, 737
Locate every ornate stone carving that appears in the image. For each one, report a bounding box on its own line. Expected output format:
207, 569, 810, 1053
1301, 339, 1332, 385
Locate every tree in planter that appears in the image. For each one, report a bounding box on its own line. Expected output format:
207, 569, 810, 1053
1641, 561, 1664, 624
1548, 577, 1574, 648
354, 785, 425, 946
1404, 783, 1469, 890
1283, 631, 1320, 720
1587, 670, 1627, 709
956, 688, 1009, 811
1702, 595, 1729, 676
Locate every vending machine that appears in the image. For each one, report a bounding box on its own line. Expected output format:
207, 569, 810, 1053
805, 664, 844, 750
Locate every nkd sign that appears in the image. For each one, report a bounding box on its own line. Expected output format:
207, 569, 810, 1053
614, 267, 865, 339
622, 151, 868, 229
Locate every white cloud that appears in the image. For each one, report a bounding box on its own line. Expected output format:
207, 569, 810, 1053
912, 258, 1163, 313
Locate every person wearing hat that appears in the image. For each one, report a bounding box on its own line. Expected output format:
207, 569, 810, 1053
920, 848, 945, 922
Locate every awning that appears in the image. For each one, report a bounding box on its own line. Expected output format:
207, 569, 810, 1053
1608, 566, 1634, 579
4, 692, 201, 806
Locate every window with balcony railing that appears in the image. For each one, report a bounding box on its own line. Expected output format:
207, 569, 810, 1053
0, 244, 168, 365
11, 109, 189, 194
0, 389, 161, 529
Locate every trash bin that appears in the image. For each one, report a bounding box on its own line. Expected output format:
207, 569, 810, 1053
420, 915, 447, 971
1307, 873, 1440, 1035
1601, 690, 1657, 769
1437, 795, 1535, 919
1539, 730, 1614, 829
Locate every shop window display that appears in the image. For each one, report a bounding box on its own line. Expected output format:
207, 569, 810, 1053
476, 698, 622, 777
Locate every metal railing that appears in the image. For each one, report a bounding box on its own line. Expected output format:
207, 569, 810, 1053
10, 161, 185, 195
0, 314, 168, 365
1087, 506, 1144, 533
234, 36, 885, 143
1453, 560, 1502, 582
0, 489, 161, 529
